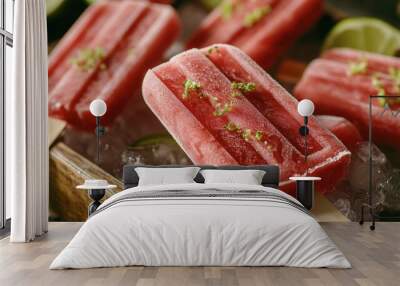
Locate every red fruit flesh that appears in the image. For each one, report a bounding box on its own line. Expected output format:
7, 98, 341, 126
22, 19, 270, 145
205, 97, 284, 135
142, 44, 351, 193
48, 1, 180, 130
317, 115, 362, 151
186, 0, 323, 69
294, 48, 400, 149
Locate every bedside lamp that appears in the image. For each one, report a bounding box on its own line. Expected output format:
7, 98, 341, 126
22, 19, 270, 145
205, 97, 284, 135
89, 99, 107, 165
297, 99, 315, 165
290, 99, 320, 210
77, 99, 111, 217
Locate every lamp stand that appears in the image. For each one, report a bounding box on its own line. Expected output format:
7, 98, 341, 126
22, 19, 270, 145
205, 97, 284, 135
95, 116, 105, 165
299, 116, 309, 175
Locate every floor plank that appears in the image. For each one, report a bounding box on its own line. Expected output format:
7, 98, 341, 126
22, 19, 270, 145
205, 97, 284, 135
312, 191, 348, 222
0, 222, 398, 286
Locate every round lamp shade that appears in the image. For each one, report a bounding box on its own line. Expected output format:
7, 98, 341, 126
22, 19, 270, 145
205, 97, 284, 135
90, 99, 107, 117
297, 99, 315, 117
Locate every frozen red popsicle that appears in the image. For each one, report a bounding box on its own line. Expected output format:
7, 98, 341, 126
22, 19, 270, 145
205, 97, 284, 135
317, 115, 362, 151
186, 0, 323, 69
142, 44, 351, 193
294, 48, 400, 149
48, 1, 180, 130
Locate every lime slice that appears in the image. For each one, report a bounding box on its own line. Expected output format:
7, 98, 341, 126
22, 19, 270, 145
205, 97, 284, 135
46, 0, 66, 17
201, 0, 222, 10
129, 134, 177, 148
323, 17, 400, 56
85, 0, 97, 5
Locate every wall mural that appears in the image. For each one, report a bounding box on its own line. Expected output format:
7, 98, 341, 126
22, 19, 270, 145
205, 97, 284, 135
47, 0, 400, 222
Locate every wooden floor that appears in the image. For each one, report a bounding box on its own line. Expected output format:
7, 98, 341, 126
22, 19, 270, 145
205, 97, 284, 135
0, 222, 399, 286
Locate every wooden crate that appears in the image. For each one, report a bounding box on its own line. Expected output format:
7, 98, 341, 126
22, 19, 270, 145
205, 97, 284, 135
50, 142, 123, 221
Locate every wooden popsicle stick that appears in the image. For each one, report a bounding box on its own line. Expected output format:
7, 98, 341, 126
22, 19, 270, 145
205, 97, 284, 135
312, 191, 349, 222
48, 118, 66, 147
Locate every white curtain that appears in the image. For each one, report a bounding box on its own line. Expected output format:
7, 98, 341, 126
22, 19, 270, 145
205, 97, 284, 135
7, 0, 48, 242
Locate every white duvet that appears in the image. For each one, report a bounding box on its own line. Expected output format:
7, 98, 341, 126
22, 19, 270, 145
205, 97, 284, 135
50, 183, 351, 269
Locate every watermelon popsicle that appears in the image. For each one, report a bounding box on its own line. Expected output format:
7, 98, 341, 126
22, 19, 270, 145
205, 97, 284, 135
186, 0, 323, 69
317, 115, 362, 151
142, 44, 351, 193
48, 1, 180, 130
294, 48, 400, 150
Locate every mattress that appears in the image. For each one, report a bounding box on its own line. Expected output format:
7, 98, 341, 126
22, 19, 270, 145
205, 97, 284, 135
50, 183, 351, 269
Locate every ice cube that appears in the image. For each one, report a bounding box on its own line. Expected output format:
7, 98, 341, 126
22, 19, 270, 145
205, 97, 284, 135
348, 142, 389, 193
121, 139, 191, 167
327, 142, 387, 221
378, 169, 400, 214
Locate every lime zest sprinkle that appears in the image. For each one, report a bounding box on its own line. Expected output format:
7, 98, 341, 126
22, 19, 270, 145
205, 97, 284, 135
183, 79, 201, 99
373, 67, 400, 107
224, 123, 266, 144
371, 74, 387, 106
378, 97, 387, 107
389, 67, 400, 93
243, 6, 271, 27
207, 46, 220, 55
242, 129, 252, 141
224, 121, 239, 132
70, 47, 106, 72
348, 59, 368, 76
255, 130, 263, 141
372, 74, 386, 95
214, 101, 233, 116
231, 82, 256, 93
211, 96, 219, 103
230, 90, 242, 98
220, 0, 234, 20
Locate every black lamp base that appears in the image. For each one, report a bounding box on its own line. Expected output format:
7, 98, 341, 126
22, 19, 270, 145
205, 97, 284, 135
88, 189, 106, 216
296, 180, 314, 210
299, 125, 309, 136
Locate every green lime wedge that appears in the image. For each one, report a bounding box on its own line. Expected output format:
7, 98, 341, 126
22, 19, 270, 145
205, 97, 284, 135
201, 0, 222, 10
323, 17, 400, 56
46, 0, 66, 18
129, 134, 177, 148
85, 0, 97, 5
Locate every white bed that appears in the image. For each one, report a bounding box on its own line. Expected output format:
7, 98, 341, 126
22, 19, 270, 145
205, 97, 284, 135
50, 183, 351, 269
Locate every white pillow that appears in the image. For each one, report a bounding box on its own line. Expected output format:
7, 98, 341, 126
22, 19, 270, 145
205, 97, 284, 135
200, 169, 266, 185
135, 167, 200, 186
